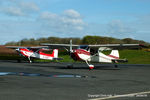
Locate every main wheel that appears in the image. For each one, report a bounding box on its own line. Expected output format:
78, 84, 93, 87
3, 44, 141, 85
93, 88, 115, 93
17, 59, 21, 63
114, 64, 118, 68
67, 64, 73, 69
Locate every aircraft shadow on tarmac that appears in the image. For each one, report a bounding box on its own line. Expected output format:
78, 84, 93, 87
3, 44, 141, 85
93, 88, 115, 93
0, 60, 19, 63
26, 62, 121, 70
0, 60, 120, 70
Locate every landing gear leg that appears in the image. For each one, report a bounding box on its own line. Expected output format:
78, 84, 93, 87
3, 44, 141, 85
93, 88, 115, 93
86, 60, 94, 70
114, 60, 118, 68
28, 57, 32, 63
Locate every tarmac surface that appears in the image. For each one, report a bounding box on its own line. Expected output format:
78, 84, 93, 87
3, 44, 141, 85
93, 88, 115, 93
0, 60, 150, 100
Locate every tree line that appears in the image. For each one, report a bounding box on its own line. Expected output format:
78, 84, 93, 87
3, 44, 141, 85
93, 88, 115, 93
5, 35, 149, 46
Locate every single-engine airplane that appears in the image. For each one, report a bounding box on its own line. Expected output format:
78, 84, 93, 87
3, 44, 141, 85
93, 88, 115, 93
41, 40, 145, 69
6, 46, 61, 63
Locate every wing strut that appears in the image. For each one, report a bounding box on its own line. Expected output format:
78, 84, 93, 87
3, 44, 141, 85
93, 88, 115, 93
28, 56, 32, 63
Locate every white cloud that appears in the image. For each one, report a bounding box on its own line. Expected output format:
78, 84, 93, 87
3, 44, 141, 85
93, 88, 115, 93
40, 12, 58, 20
38, 9, 86, 36
61, 17, 84, 26
0, 8, 87, 44
63, 9, 81, 18
0, 0, 39, 17
19, 1, 39, 12
3, 6, 25, 16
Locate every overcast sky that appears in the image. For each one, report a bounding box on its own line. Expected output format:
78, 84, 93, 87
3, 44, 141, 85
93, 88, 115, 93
0, 0, 150, 44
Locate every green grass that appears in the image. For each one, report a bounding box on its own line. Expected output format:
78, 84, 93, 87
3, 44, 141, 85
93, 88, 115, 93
59, 55, 74, 62
35, 55, 74, 63
0, 50, 150, 64
119, 50, 150, 64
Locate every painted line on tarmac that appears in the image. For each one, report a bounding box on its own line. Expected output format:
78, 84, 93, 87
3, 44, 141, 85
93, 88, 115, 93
89, 91, 150, 100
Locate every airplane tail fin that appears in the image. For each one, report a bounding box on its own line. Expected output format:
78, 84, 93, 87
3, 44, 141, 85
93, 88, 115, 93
109, 50, 119, 59
52, 49, 58, 58
109, 50, 128, 63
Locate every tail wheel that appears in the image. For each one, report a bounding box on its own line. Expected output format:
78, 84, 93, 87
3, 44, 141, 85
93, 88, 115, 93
114, 64, 118, 68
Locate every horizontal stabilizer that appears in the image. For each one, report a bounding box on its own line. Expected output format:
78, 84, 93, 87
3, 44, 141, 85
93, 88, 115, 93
53, 58, 63, 60
112, 59, 128, 63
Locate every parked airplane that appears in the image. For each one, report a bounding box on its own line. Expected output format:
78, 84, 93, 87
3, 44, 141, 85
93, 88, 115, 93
6, 46, 61, 63
41, 40, 145, 69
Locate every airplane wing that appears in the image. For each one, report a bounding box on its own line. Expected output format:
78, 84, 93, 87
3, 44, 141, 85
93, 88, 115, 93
6, 46, 48, 49
88, 44, 145, 47
41, 43, 146, 49
88, 44, 147, 50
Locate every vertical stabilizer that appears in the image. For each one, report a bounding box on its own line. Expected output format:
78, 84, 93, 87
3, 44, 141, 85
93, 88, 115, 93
53, 49, 58, 58
109, 50, 119, 59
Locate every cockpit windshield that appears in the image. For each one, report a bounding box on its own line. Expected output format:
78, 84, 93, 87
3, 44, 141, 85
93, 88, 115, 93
78, 45, 89, 51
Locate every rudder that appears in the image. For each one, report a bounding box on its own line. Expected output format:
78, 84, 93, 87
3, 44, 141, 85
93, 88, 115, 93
53, 49, 58, 58
109, 50, 119, 59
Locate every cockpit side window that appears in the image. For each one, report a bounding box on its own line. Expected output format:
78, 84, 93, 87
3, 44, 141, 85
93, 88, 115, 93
90, 48, 98, 55
27, 48, 38, 52
78, 45, 89, 51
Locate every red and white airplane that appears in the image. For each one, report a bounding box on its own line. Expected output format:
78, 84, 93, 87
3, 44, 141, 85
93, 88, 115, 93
7, 46, 61, 63
42, 40, 145, 69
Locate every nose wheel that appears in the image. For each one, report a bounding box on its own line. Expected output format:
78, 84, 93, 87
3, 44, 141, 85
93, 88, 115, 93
89, 64, 94, 70
86, 60, 94, 70
28, 57, 32, 63
114, 64, 118, 68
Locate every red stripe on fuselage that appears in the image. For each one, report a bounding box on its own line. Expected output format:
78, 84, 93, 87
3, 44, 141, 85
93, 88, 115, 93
20, 48, 30, 52
75, 49, 90, 56
20, 48, 32, 57
107, 55, 119, 59
39, 51, 54, 57
20, 48, 54, 57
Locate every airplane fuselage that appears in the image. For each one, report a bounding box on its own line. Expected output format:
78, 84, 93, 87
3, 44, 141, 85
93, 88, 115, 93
71, 49, 119, 63
17, 48, 57, 60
